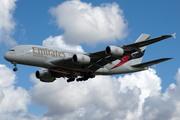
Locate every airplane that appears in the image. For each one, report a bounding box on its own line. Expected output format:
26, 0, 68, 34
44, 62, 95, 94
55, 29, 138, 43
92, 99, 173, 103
4, 33, 176, 83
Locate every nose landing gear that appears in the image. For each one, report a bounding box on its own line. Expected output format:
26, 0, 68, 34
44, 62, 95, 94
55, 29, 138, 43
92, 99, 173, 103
13, 67, 18, 72
12, 62, 18, 72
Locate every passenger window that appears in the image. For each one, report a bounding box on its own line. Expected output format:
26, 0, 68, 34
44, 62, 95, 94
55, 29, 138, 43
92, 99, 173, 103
9, 49, 15, 51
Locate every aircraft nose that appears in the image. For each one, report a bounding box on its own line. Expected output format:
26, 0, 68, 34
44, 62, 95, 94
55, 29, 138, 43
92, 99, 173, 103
4, 52, 11, 61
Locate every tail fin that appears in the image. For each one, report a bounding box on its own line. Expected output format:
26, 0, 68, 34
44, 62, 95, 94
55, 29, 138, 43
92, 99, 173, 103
135, 34, 150, 43
128, 34, 150, 64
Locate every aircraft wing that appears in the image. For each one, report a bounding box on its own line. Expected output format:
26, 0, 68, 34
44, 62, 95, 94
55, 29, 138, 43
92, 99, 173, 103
49, 33, 175, 72
120, 33, 176, 54
49, 50, 117, 72
131, 58, 172, 68
122, 34, 175, 48
85, 33, 175, 71
86, 51, 117, 71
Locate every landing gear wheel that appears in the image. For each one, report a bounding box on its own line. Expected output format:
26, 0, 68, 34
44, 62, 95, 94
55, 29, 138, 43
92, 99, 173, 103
12, 62, 18, 72
13, 68, 18, 72
67, 78, 75, 83
76, 78, 83, 82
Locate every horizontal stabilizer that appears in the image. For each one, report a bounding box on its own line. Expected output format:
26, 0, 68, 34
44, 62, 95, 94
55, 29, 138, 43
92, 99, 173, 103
131, 58, 172, 68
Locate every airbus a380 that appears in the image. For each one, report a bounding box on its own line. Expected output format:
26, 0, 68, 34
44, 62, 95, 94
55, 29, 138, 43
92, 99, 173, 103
4, 33, 176, 82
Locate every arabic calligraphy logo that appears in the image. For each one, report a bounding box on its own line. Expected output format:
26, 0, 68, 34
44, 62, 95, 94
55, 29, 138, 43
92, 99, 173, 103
115, 48, 118, 53
82, 56, 85, 61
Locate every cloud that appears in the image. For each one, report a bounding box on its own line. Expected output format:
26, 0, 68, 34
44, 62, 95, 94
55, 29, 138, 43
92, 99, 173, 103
49, 0, 128, 45
29, 68, 163, 120
2, 64, 180, 120
42, 35, 84, 52
30, 75, 140, 120
0, 64, 31, 119
118, 69, 162, 117
0, 0, 18, 46
141, 68, 180, 120
29, 68, 180, 120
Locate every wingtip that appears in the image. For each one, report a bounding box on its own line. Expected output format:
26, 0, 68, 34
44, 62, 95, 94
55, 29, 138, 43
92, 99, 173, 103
167, 58, 173, 60
172, 33, 176, 39
161, 58, 173, 61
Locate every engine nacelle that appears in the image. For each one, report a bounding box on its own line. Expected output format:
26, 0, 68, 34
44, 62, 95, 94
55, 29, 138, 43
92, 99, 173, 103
105, 46, 124, 57
35, 70, 55, 82
72, 54, 91, 64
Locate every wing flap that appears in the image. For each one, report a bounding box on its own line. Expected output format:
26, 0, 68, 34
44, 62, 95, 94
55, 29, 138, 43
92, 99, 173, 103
88, 56, 117, 71
131, 58, 172, 68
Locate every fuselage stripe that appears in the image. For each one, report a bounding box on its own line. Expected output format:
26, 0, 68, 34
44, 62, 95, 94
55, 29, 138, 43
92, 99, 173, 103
110, 50, 145, 69
110, 55, 130, 69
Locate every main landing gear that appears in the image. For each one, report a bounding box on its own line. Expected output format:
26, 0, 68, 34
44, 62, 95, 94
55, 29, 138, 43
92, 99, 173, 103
76, 72, 95, 82
67, 72, 95, 83
12, 62, 18, 72
67, 78, 75, 83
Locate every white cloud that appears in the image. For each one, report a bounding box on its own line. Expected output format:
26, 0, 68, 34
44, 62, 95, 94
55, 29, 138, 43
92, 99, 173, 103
141, 68, 180, 120
29, 68, 180, 120
30, 68, 162, 120
118, 68, 162, 117
0, 0, 18, 46
49, 0, 128, 45
2, 64, 180, 120
0, 64, 32, 119
42, 35, 84, 52
0, 87, 4, 103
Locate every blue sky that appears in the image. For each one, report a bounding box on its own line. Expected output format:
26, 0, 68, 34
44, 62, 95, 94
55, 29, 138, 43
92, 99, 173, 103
1, 0, 180, 119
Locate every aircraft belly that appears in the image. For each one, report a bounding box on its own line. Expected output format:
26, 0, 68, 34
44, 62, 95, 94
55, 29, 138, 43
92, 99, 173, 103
42, 59, 85, 76
48, 66, 85, 76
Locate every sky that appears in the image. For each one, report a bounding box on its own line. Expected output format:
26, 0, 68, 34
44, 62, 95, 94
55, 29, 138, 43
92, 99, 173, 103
0, 0, 180, 120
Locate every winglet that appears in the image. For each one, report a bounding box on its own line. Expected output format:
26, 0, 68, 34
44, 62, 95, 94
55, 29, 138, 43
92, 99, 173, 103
172, 33, 176, 39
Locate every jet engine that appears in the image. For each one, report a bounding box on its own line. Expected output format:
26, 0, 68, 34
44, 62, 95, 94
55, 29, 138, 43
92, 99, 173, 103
72, 54, 91, 64
35, 70, 55, 82
105, 46, 124, 57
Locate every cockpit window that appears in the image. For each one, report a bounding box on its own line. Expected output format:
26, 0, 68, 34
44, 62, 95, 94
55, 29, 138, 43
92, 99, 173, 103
9, 49, 15, 51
